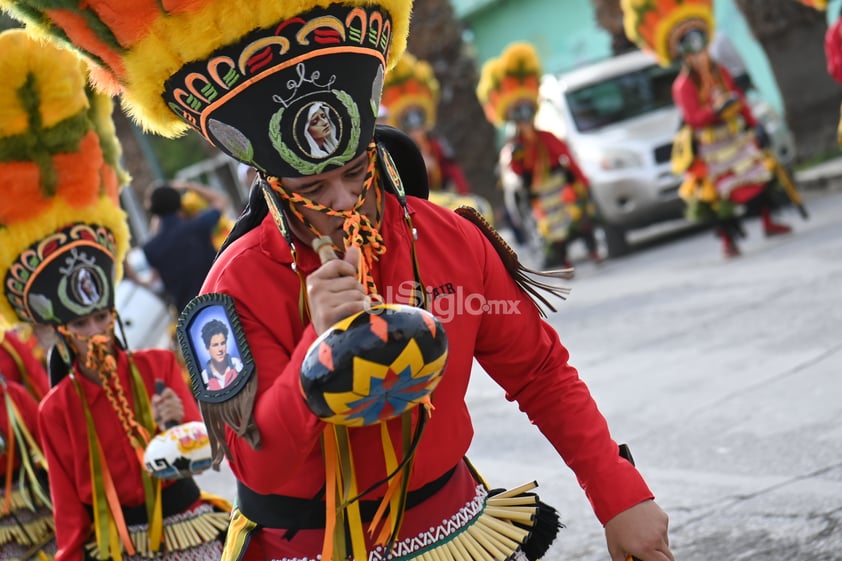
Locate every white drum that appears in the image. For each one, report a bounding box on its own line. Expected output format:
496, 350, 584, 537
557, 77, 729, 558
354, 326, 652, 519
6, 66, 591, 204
144, 421, 213, 480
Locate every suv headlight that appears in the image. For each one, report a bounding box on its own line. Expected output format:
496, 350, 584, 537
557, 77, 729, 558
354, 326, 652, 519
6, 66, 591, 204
597, 149, 643, 171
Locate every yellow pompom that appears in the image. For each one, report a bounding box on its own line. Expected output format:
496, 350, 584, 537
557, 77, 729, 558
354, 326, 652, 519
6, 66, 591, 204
3, 0, 414, 137
476, 42, 541, 127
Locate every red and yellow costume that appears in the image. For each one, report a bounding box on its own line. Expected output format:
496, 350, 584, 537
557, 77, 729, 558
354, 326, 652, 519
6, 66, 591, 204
0, 27, 228, 561
205, 190, 651, 559
38, 349, 227, 561
0, 378, 54, 561
508, 129, 597, 244
622, 0, 792, 257
672, 64, 771, 206
0, 331, 49, 402
478, 42, 601, 268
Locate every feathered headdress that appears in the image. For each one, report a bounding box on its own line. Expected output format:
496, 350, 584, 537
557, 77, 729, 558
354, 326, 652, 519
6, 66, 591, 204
1, 0, 413, 179
476, 41, 542, 127
796, 0, 828, 9
621, 0, 715, 66
0, 28, 130, 333
381, 51, 440, 131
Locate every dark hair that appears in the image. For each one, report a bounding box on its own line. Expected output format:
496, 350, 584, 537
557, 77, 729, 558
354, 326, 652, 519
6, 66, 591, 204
147, 184, 182, 216
201, 318, 229, 348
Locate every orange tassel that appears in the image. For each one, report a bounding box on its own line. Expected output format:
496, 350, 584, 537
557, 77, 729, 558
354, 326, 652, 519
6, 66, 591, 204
96, 437, 136, 555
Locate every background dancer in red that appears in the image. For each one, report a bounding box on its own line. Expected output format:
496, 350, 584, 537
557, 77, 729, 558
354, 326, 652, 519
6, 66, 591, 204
478, 42, 603, 269
623, 0, 793, 258
0, 29, 229, 561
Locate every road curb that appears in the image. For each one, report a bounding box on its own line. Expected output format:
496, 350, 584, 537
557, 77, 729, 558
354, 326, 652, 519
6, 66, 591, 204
794, 159, 842, 192
797, 174, 842, 192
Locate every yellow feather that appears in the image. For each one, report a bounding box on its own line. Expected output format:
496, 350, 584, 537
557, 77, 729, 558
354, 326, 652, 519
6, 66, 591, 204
499, 42, 542, 77
0, 29, 131, 327
120, 0, 413, 136
5, 0, 413, 136
34, 47, 89, 127
0, 31, 36, 137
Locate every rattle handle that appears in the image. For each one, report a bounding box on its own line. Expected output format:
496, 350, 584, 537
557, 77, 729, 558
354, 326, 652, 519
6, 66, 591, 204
312, 236, 339, 265
154, 379, 178, 430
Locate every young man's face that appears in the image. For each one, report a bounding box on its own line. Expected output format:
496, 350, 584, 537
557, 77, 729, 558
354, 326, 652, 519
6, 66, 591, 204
280, 151, 376, 249
63, 309, 114, 358
208, 333, 227, 363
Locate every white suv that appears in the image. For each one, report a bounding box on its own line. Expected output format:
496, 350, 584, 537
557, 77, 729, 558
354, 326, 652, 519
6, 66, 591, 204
536, 49, 796, 257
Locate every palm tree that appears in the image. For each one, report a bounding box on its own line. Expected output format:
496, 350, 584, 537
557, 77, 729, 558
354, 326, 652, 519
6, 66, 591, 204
405, 0, 501, 205
591, 0, 637, 54
736, 0, 840, 160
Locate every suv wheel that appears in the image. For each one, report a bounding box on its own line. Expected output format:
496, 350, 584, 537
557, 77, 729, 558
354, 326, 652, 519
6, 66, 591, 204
601, 222, 630, 258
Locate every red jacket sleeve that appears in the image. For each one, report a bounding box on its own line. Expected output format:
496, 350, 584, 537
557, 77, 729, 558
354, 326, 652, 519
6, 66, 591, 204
0, 380, 41, 474
203, 237, 325, 492
38, 394, 91, 561
542, 132, 590, 186
463, 219, 652, 525
0, 332, 49, 400
827, 18, 842, 84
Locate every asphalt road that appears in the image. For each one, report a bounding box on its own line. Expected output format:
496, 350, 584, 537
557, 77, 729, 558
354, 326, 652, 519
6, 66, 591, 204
466, 186, 842, 561
195, 185, 842, 561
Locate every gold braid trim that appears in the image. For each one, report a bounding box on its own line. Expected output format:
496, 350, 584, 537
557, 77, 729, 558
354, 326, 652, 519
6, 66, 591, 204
0, 486, 50, 515
0, 509, 54, 547
85, 508, 228, 558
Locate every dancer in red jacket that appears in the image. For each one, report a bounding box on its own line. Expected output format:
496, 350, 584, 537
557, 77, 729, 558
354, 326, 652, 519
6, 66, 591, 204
0, 376, 54, 561
478, 42, 602, 269
0, 29, 228, 561
5, 2, 673, 561
624, 0, 792, 258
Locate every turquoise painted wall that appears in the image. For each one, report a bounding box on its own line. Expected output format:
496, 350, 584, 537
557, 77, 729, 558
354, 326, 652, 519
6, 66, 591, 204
459, 0, 610, 75
453, 0, 806, 116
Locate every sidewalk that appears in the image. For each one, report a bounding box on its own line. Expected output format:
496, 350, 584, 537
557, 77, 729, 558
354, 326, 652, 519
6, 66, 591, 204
794, 156, 842, 191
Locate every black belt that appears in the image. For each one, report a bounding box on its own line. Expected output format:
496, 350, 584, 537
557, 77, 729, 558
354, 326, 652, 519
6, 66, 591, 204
238, 465, 457, 529
84, 477, 201, 526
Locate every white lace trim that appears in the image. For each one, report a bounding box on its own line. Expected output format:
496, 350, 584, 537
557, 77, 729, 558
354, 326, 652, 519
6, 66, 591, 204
269, 485, 489, 561
371, 485, 487, 561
